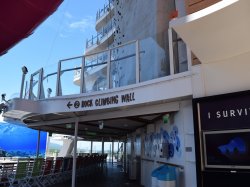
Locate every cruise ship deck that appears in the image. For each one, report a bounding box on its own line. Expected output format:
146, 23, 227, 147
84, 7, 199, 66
51, 163, 142, 187
2, 0, 250, 187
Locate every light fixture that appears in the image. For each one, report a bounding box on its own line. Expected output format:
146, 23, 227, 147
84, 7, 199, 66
47, 88, 52, 98
66, 124, 72, 129
20, 66, 28, 98
98, 120, 104, 130
22, 66, 28, 74
163, 114, 170, 124
1, 94, 6, 102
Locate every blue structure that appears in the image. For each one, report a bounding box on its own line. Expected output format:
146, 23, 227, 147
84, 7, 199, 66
0, 122, 47, 157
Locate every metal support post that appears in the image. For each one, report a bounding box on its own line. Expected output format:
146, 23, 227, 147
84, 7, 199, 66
20, 66, 28, 99
36, 130, 41, 158
72, 118, 79, 187
107, 49, 111, 89
112, 141, 114, 165
168, 28, 175, 75
56, 61, 62, 96
80, 56, 85, 93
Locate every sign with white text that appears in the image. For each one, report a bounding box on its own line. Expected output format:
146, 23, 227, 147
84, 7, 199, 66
197, 92, 250, 130
66, 92, 135, 109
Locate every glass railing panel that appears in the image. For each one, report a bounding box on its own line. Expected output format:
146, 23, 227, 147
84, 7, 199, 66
41, 64, 58, 99
29, 71, 40, 100
59, 57, 83, 96
139, 37, 170, 82
86, 20, 114, 49
84, 52, 108, 93
86, 35, 99, 49
96, 0, 114, 21
110, 42, 136, 88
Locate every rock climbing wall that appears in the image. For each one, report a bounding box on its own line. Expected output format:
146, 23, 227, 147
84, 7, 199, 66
110, 0, 176, 86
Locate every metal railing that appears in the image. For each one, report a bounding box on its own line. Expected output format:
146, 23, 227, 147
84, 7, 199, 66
86, 20, 114, 49
24, 37, 189, 100
96, 0, 114, 21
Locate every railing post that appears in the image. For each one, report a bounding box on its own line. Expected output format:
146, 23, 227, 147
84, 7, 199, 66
72, 118, 79, 187
111, 140, 114, 165
56, 61, 62, 96
168, 28, 175, 75
38, 68, 43, 99
36, 130, 41, 158
107, 49, 111, 89
102, 138, 104, 155
28, 75, 33, 100
90, 141, 93, 154
80, 56, 85, 93
20, 66, 28, 99
135, 40, 140, 83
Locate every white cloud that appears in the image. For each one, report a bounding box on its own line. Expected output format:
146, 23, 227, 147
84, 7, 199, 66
69, 17, 94, 32
64, 11, 73, 19
59, 33, 68, 38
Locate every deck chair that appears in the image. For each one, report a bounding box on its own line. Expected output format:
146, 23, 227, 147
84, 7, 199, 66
26, 158, 44, 187
39, 157, 54, 187
76, 156, 83, 177
61, 157, 72, 181
7, 159, 29, 187
49, 157, 63, 184
0, 163, 14, 186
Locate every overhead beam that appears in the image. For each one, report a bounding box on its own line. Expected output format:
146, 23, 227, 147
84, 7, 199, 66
27, 101, 180, 127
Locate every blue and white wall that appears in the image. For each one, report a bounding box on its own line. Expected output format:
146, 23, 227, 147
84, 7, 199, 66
0, 122, 47, 157
137, 100, 196, 187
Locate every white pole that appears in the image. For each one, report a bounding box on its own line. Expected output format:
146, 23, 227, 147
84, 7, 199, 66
36, 130, 41, 158
112, 141, 114, 165
72, 118, 79, 187
168, 28, 175, 75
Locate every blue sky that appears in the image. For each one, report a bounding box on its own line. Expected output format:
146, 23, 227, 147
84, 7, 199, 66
0, 0, 106, 99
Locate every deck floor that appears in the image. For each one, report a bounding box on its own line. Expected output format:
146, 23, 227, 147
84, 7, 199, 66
51, 163, 143, 187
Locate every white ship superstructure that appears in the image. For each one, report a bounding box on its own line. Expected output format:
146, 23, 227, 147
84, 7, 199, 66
1, 0, 250, 187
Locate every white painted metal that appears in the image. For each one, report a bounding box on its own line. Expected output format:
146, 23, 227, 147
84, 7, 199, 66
8, 72, 191, 120
72, 118, 79, 187
170, 0, 249, 64
27, 101, 180, 127
107, 49, 111, 89
20, 68, 28, 99
28, 68, 43, 100
36, 130, 40, 158
111, 141, 114, 165
80, 56, 85, 93
135, 40, 140, 83
38, 68, 43, 99
168, 28, 174, 75
102, 138, 104, 154
56, 61, 62, 96
90, 141, 93, 154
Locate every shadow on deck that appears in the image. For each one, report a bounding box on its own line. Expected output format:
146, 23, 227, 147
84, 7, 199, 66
51, 163, 143, 187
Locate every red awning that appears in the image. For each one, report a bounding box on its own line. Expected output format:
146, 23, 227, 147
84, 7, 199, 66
0, 0, 63, 55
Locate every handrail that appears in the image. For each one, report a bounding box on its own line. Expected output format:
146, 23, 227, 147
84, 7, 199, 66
85, 40, 137, 57
26, 37, 188, 99
28, 40, 140, 98
86, 20, 114, 48
60, 55, 84, 62
141, 157, 184, 169
96, 0, 114, 21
